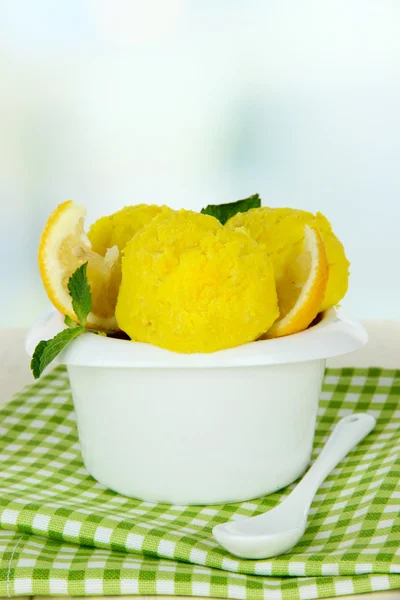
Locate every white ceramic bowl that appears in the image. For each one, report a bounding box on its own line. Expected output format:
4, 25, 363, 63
26, 308, 367, 505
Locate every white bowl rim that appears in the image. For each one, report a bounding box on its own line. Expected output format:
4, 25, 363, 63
25, 307, 368, 369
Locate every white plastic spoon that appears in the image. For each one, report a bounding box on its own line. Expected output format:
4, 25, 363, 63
213, 413, 376, 559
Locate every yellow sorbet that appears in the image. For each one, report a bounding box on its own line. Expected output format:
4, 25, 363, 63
226, 207, 349, 312
116, 209, 279, 353
88, 204, 170, 256
87, 204, 171, 323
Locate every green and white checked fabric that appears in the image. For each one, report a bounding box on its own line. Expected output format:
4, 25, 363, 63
0, 366, 399, 599
0, 528, 398, 599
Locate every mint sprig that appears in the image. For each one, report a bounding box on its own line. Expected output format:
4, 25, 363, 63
31, 340, 50, 380
31, 262, 92, 379
31, 326, 85, 379
201, 193, 261, 225
68, 263, 92, 326
64, 315, 78, 328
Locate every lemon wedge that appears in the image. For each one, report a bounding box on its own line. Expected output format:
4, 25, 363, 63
265, 225, 328, 338
38, 200, 120, 330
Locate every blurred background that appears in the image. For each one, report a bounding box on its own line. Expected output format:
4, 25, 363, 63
0, 0, 399, 327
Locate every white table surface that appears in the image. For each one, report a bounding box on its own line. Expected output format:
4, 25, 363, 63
1, 324, 399, 600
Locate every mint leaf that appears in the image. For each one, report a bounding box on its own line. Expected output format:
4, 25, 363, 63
201, 193, 261, 225
64, 315, 78, 328
32, 263, 94, 379
68, 262, 92, 326
31, 340, 49, 379
32, 327, 85, 379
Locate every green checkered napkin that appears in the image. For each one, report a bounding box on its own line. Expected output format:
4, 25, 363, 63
0, 366, 399, 599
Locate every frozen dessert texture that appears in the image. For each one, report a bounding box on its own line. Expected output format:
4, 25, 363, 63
88, 204, 170, 256
116, 210, 279, 353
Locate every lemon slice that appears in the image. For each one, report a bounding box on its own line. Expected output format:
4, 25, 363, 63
264, 225, 328, 338
226, 207, 349, 313
38, 200, 120, 330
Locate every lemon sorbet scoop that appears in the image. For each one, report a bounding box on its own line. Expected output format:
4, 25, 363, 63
227, 207, 349, 312
115, 209, 279, 353
87, 204, 171, 323
88, 204, 171, 256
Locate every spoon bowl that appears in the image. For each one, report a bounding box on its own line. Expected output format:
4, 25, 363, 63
213, 516, 306, 560
213, 413, 376, 559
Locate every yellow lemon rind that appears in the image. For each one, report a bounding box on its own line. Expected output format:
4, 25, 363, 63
265, 225, 328, 338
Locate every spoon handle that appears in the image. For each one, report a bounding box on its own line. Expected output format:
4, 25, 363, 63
290, 413, 376, 507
